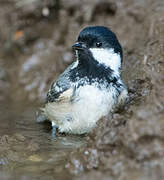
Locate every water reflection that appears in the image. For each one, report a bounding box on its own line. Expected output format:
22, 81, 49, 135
0, 101, 87, 178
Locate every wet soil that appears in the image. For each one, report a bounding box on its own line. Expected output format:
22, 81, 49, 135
0, 0, 164, 179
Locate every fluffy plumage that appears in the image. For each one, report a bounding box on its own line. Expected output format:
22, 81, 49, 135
42, 26, 128, 134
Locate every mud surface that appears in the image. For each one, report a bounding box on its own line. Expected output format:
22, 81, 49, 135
0, 0, 164, 179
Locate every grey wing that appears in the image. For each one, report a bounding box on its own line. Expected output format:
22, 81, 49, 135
46, 63, 75, 103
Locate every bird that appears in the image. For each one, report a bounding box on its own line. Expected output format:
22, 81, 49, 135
42, 26, 128, 135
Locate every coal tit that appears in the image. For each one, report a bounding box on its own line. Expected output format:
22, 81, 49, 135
43, 26, 128, 134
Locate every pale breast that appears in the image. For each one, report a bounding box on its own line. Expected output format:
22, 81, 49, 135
67, 85, 117, 132
44, 84, 118, 134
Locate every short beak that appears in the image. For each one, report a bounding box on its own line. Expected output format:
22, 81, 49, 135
72, 42, 87, 50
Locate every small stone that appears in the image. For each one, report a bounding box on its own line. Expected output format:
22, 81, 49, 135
27, 141, 39, 152
84, 151, 89, 155
14, 133, 26, 142
28, 155, 42, 162
42, 7, 50, 17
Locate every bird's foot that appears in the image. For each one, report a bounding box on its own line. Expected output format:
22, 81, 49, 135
51, 122, 57, 138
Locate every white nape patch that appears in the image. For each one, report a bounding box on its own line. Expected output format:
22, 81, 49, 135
90, 48, 121, 75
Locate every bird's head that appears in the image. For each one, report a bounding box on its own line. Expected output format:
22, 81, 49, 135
72, 26, 123, 76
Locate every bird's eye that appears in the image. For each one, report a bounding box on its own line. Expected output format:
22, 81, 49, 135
96, 42, 102, 48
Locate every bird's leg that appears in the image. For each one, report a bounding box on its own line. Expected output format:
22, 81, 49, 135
51, 122, 57, 138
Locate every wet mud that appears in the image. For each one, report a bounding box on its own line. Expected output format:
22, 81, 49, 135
0, 0, 164, 179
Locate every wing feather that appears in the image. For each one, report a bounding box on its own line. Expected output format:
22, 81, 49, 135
46, 62, 77, 103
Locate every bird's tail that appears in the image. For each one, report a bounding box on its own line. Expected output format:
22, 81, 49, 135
36, 107, 49, 123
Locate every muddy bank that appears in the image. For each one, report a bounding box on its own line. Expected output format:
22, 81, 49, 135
0, 0, 164, 179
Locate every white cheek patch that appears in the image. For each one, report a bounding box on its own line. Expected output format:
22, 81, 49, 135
90, 48, 121, 75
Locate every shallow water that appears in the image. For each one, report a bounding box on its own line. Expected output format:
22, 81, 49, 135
0, 101, 87, 179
